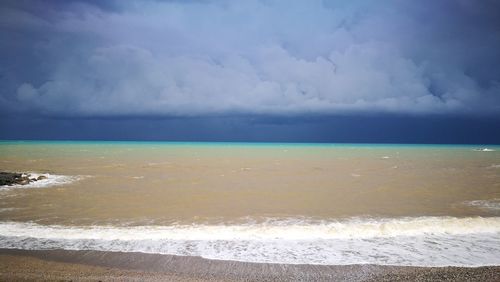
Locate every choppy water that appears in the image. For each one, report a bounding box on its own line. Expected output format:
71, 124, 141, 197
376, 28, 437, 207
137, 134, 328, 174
0, 141, 499, 266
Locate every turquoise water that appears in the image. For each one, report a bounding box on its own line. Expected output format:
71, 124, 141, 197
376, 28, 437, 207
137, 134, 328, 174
2, 140, 499, 147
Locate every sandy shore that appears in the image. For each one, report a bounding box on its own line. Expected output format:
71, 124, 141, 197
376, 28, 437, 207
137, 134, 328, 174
0, 249, 499, 281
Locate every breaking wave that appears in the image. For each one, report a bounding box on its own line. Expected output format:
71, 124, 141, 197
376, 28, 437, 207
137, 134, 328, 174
473, 148, 496, 152
0, 216, 499, 266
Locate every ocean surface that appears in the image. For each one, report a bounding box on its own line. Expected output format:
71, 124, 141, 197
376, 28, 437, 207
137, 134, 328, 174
0, 141, 499, 266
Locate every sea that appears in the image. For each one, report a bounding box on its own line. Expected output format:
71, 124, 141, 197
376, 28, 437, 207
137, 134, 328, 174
0, 141, 499, 266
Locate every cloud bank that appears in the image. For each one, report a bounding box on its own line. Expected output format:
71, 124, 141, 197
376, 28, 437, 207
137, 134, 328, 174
1, 0, 500, 117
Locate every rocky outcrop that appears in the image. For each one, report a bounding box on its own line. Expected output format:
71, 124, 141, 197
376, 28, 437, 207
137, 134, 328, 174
37, 175, 47, 181
0, 172, 45, 186
0, 172, 22, 186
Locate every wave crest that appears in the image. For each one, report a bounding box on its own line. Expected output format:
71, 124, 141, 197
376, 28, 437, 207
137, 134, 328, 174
0, 217, 499, 240
0, 217, 499, 266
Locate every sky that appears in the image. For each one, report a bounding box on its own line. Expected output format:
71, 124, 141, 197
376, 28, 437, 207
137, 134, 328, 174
1, 0, 499, 143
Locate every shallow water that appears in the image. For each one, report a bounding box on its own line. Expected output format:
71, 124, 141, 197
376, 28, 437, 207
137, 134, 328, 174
0, 141, 499, 266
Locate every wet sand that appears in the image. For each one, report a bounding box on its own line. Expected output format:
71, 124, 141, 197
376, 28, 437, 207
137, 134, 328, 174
1, 249, 499, 281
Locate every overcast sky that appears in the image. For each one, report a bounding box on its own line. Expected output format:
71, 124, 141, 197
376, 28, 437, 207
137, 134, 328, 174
1, 0, 499, 142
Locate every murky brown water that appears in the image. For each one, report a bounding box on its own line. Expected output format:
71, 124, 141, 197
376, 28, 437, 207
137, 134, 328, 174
1, 142, 499, 225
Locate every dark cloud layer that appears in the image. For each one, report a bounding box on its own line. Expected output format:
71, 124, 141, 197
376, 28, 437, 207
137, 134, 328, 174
2, 115, 500, 144
1, 0, 500, 117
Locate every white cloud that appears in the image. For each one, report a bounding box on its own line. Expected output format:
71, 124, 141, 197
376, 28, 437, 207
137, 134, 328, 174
4, 0, 500, 116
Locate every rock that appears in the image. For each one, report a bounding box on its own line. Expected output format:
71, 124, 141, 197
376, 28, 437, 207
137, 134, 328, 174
19, 178, 30, 185
37, 175, 48, 181
31, 178, 37, 181
0, 172, 36, 186
0, 172, 23, 186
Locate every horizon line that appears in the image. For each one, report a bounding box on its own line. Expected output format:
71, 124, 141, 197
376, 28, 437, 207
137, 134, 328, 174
1, 139, 499, 146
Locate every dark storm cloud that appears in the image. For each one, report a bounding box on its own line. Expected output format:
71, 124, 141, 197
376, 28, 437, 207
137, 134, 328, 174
3, 115, 500, 144
1, 0, 500, 117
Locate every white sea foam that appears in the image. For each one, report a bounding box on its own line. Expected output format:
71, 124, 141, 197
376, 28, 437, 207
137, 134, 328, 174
0, 173, 83, 190
473, 148, 495, 152
0, 217, 499, 266
145, 162, 170, 167
465, 199, 500, 212
0, 208, 21, 212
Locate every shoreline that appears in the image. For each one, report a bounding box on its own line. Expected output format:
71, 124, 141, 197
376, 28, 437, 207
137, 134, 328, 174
1, 249, 499, 281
